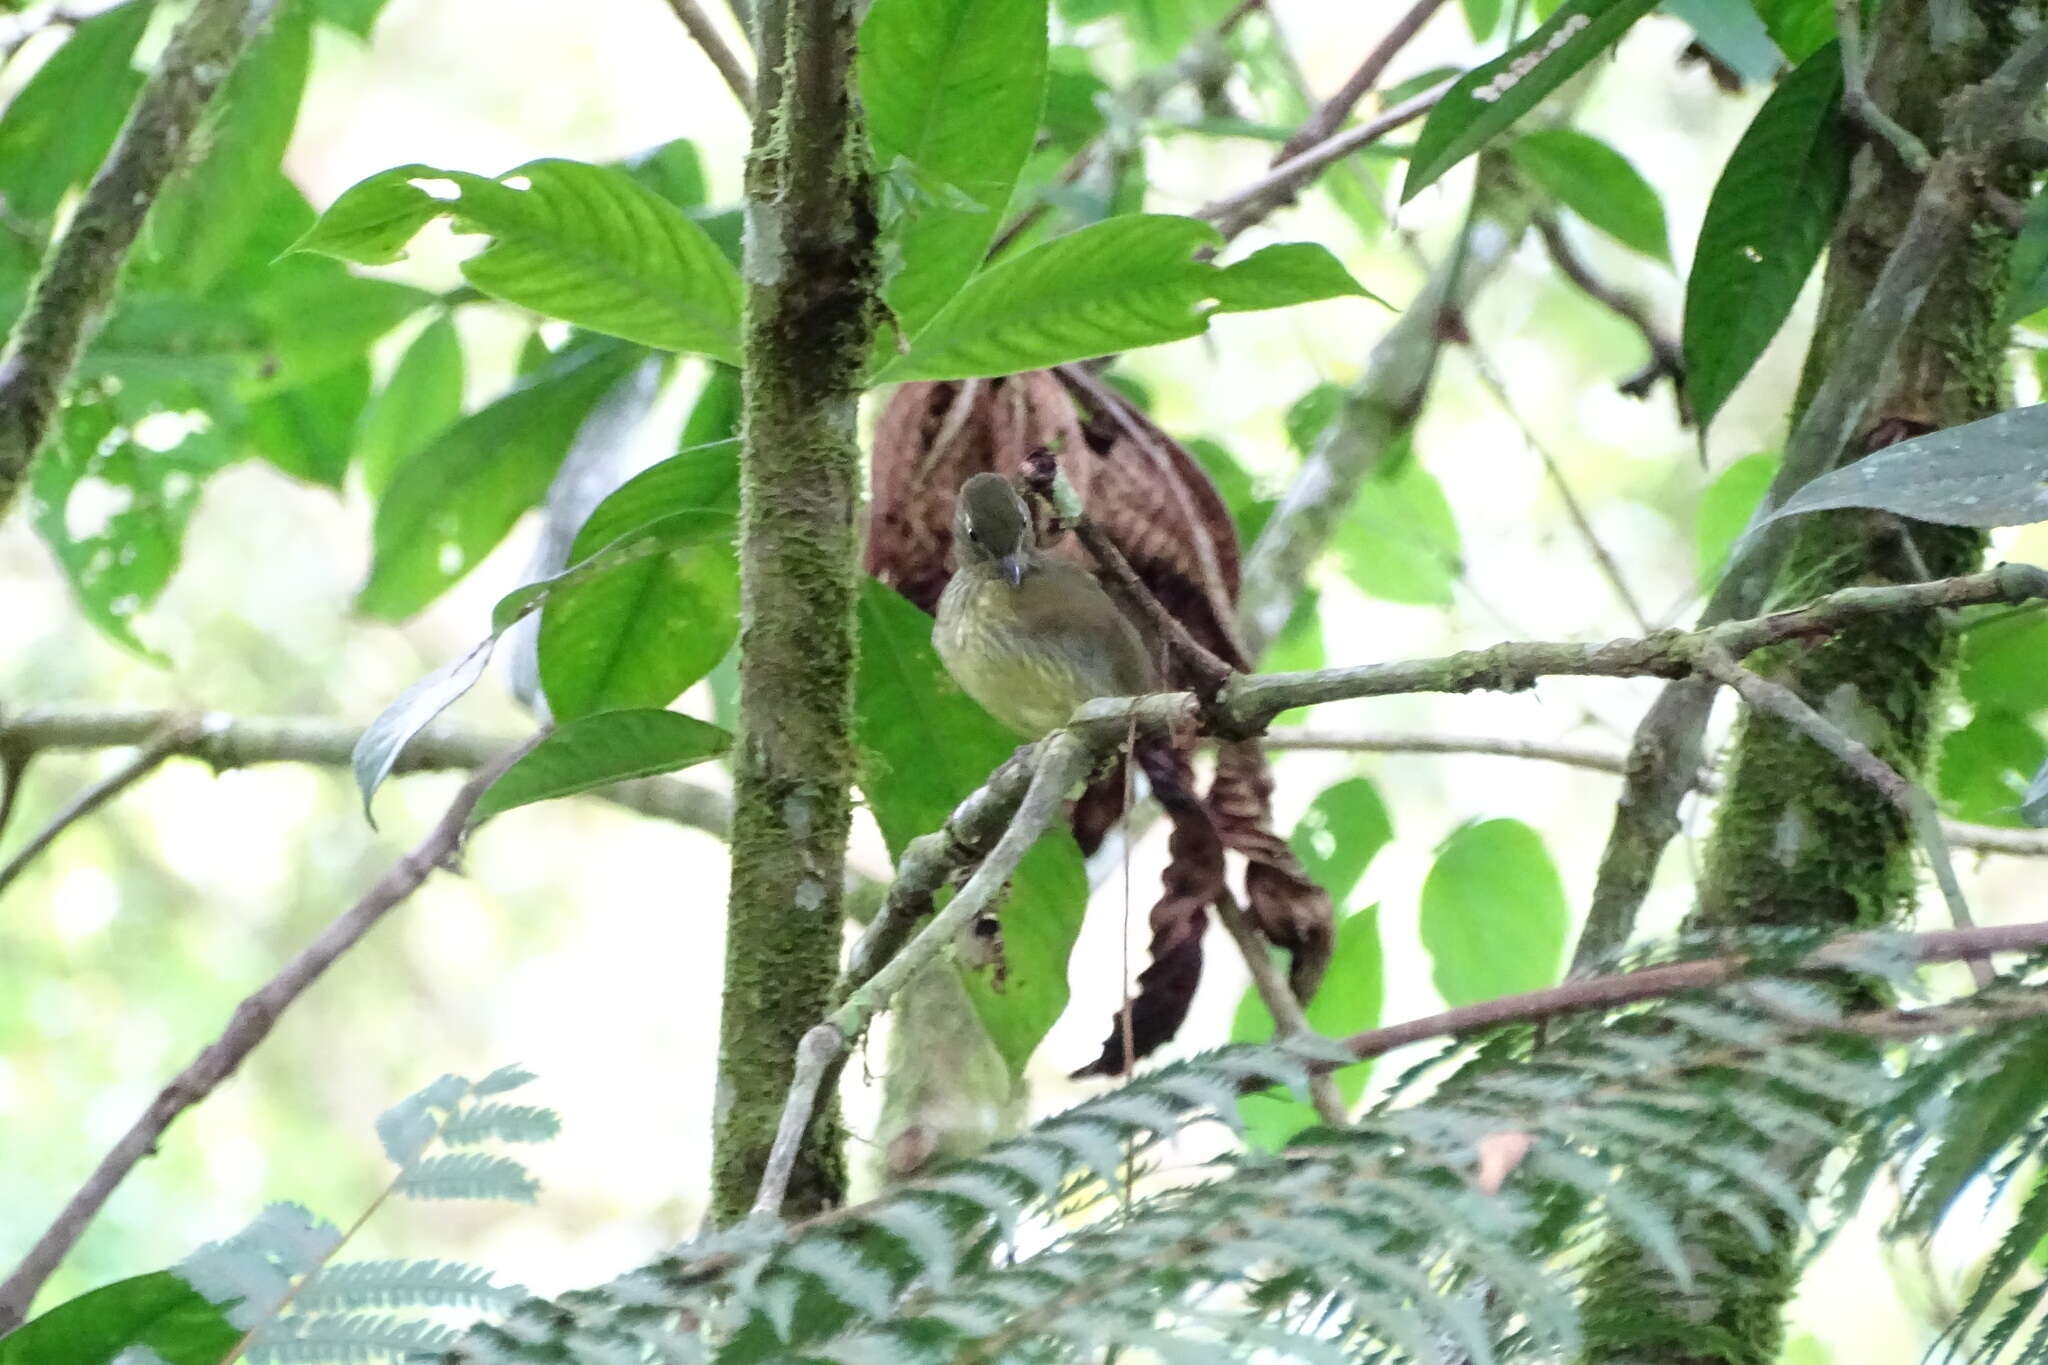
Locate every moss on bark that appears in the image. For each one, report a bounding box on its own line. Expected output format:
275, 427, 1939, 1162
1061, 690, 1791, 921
711, 0, 881, 1223
1578, 4, 2039, 1361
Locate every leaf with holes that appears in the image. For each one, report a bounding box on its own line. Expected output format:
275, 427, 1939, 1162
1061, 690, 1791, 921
1508, 128, 1669, 261
1758, 403, 2048, 531
1682, 41, 1847, 429
854, 580, 1088, 1076
538, 367, 743, 720
1402, 0, 1658, 202
296, 159, 744, 363
873, 216, 1366, 382
473, 710, 731, 823
358, 340, 643, 620
863, 0, 1050, 338
1420, 818, 1568, 1006
0, 1271, 239, 1365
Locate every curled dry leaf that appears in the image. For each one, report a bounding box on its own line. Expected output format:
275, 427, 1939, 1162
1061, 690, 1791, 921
1475, 1130, 1537, 1195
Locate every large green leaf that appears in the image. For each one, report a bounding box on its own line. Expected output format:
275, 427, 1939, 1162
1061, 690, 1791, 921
473, 709, 731, 823
1507, 127, 1669, 262
144, 1, 312, 291
356, 314, 466, 497
863, 0, 1049, 339
1419, 818, 1568, 1006
0, 0, 152, 220
1401, 0, 1659, 202
1288, 776, 1394, 908
244, 358, 370, 488
1751, 0, 1834, 62
1960, 608, 2048, 717
538, 367, 743, 720
296, 160, 744, 363
1336, 450, 1462, 607
1938, 709, 2046, 827
1232, 917, 1384, 1149
30, 385, 235, 658
313, 0, 394, 35
854, 580, 1089, 1076
873, 216, 1367, 382
0, 1271, 237, 1365
1694, 451, 1779, 580
358, 341, 643, 620
1682, 41, 1848, 429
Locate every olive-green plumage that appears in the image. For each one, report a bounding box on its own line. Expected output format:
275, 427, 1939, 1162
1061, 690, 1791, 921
934, 473, 1157, 736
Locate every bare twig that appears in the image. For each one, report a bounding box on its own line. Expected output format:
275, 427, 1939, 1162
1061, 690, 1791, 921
1200, 79, 1451, 242
1531, 213, 1688, 419
754, 733, 1092, 1218
662, 0, 755, 113
1832, 0, 1931, 176
1695, 644, 1991, 987
1211, 887, 1346, 1126
0, 706, 732, 837
0, 722, 193, 901
0, 736, 540, 1332
1270, 0, 1451, 164
0, 0, 278, 519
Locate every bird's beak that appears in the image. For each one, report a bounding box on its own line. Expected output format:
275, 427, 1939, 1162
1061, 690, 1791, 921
1000, 551, 1027, 588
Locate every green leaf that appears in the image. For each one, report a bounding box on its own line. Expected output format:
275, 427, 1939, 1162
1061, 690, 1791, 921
1401, 0, 1659, 202
356, 314, 466, 498
1462, 0, 1502, 39
1682, 40, 1848, 429
1938, 709, 2046, 827
538, 368, 743, 720
0, 0, 152, 220
1959, 607, 2048, 716
1507, 127, 1670, 262
245, 358, 370, 488
1210, 242, 1381, 312
30, 386, 234, 658
1187, 436, 1273, 546
314, 0, 393, 36
862, 0, 1049, 338
1758, 403, 2048, 531
874, 216, 1365, 383
0, 1271, 239, 1365
1336, 450, 1462, 607
1751, 0, 1834, 62
854, 580, 1089, 1076
1659, 0, 1783, 83
1230, 907, 1384, 1150
473, 710, 731, 822
1284, 381, 1344, 456
297, 160, 745, 363
358, 341, 643, 620
1419, 818, 1568, 1006
622, 138, 710, 209
1694, 451, 1779, 579
2006, 189, 2048, 325
1288, 776, 1393, 908
144, 2, 312, 291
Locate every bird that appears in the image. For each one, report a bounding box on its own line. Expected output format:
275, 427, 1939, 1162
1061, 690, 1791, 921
933, 472, 1158, 737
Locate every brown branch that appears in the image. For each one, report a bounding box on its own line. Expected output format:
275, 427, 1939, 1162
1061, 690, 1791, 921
1211, 886, 1346, 1126
0, 706, 732, 837
0, 0, 277, 520
662, 0, 755, 113
1270, 0, 1451, 165
0, 736, 540, 1333
1532, 212, 1688, 420
0, 721, 192, 901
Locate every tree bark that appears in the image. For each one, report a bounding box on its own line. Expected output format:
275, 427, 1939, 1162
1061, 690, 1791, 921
1578, 4, 2041, 1360
710, 0, 880, 1222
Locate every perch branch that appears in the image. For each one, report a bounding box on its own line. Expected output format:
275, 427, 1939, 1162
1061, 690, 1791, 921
0, 721, 193, 901
0, 736, 539, 1333
0, 0, 278, 521
662, 0, 755, 113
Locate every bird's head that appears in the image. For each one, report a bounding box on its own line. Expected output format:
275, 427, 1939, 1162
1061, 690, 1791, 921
953, 473, 1035, 588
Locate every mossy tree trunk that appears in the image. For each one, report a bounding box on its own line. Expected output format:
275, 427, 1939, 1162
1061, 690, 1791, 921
710, 0, 880, 1223
1579, 4, 2039, 1360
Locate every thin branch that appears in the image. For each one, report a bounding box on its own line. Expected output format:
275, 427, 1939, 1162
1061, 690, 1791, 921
1211, 886, 1346, 1126
1531, 212, 1688, 419
0, 723, 191, 901
0, 736, 540, 1333
1580, 27, 2048, 963
0, 0, 277, 519
754, 733, 1093, 1218
1200, 79, 1451, 243
1695, 644, 1991, 987
1832, 0, 1931, 176
1259, 725, 2048, 859
662, 0, 755, 114
1269, 0, 1451, 164
0, 706, 731, 837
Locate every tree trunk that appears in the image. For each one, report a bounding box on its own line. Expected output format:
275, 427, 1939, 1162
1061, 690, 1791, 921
710, 0, 880, 1223
1579, 4, 2037, 1360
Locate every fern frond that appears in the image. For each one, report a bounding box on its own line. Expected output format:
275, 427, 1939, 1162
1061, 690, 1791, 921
291, 1259, 519, 1313
395, 1152, 539, 1203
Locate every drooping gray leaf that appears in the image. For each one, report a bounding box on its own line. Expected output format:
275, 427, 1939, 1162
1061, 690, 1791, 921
1761, 403, 2048, 530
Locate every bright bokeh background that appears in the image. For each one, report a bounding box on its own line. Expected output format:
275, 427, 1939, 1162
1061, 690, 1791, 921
3, 3, 2036, 1358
